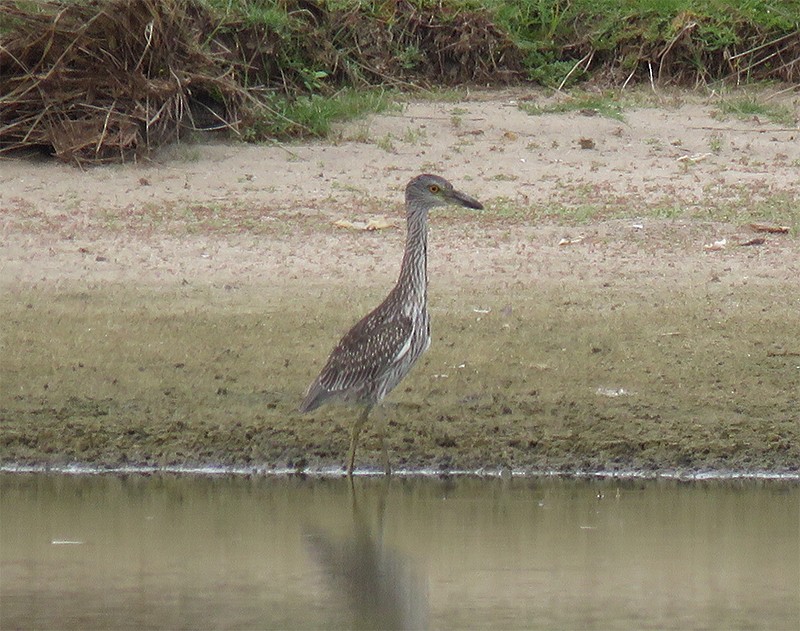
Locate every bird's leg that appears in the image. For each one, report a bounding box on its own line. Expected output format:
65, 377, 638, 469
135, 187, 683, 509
378, 425, 391, 477
347, 406, 371, 476
372, 406, 392, 476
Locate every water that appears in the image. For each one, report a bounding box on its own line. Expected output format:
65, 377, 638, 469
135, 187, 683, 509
1, 474, 797, 630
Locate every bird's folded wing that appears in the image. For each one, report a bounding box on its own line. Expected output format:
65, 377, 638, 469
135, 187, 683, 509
318, 313, 414, 392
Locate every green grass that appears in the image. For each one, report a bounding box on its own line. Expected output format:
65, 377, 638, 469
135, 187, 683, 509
701, 191, 800, 233
206, 0, 800, 137
4, 278, 799, 472
243, 88, 398, 140
716, 95, 797, 126
409, 88, 476, 102
486, 0, 800, 86
478, 191, 799, 233
375, 133, 396, 152
4, 0, 799, 152
520, 92, 627, 121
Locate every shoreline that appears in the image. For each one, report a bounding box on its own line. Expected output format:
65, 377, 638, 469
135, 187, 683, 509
3, 463, 799, 482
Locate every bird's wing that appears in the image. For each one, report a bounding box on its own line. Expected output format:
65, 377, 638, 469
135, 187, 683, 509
316, 310, 414, 395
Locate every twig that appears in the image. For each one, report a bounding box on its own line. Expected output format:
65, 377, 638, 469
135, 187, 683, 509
134, 20, 154, 72
687, 126, 799, 133
658, 21, 697, 83
95, 99, 115, 154
732, 41, 798, 80
764, 84, 800, 101
621, 63, 637, 90
557, 50, 594, 92
727, 31, 798, 61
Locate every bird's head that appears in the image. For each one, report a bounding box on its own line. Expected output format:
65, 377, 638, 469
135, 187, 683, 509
405, 174, 483, 213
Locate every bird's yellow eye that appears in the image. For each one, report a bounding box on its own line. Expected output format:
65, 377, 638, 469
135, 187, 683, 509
429, 184, 440, 193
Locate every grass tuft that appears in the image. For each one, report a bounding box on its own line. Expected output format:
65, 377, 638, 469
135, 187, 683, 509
520, 92, 627, 121
243, 89, 397, 140
716, 94, 798, 126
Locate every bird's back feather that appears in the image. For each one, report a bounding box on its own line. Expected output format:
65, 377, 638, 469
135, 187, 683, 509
299, 293, 417, 412
299, 174, 479, 416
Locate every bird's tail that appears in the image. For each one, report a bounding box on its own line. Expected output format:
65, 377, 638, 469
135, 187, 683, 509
298, 382, 325, 413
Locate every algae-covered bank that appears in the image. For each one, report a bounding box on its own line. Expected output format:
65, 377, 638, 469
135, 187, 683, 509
2, 93, 799, 476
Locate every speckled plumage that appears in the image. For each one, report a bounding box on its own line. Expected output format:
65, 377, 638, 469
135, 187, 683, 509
300, 174, 483, 475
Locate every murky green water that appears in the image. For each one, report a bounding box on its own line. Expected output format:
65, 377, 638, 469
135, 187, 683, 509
1, 474, 797, 630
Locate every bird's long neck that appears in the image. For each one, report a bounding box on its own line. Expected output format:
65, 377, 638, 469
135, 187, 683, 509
395, 206, 428, 308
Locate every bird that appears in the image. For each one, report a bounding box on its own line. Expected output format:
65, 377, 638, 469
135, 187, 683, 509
299, 174, 483, 476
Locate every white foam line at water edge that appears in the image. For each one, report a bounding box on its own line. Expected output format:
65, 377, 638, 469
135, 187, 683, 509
1, 463, 798, 481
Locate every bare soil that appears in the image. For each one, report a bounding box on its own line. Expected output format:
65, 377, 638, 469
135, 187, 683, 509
1, 89, 799, 476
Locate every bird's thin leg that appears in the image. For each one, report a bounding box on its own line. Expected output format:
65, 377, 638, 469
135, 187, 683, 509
347, 406, 371, 476
378, 425, 391, 477
372, 406, 392, 476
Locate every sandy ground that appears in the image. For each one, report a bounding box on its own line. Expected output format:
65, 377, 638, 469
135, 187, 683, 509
1, 88, 799, 476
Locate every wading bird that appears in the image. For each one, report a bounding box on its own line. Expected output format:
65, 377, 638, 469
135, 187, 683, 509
300, 174, 483, 476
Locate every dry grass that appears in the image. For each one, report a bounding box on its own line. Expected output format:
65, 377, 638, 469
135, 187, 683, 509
1, 0, 796, 165
0, 0, 247, 164
0, 0, 520, 163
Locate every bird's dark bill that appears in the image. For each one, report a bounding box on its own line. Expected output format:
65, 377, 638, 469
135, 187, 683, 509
452, 190, 483, 210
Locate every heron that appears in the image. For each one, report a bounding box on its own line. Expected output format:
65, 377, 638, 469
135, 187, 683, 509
299, 174, 483, 476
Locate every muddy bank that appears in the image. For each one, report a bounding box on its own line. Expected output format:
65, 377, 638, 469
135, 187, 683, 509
1, 91, 799, 475
2, 221, 798, 475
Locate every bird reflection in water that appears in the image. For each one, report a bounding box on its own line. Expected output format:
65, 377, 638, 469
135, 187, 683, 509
305, 480, 428, 630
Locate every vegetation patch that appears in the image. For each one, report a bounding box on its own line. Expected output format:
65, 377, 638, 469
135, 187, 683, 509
1, 0, 797, 163
492, 0, 800, 88
243, 88, 398, 139
519, 92, 628, 121
0, 0, 249, 164
0, 0, 519, 163
715, 94, 797, 126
